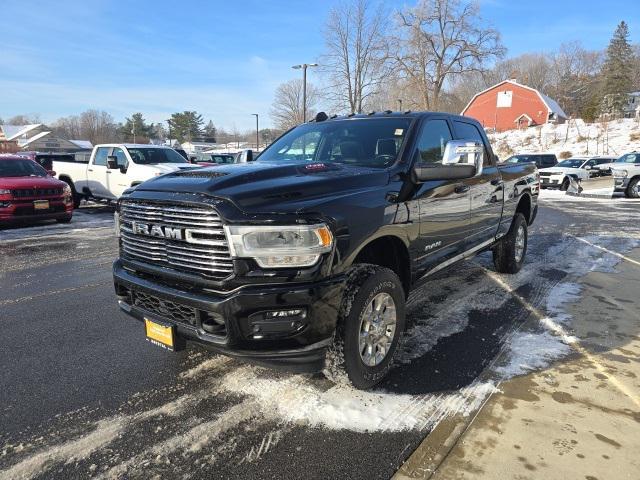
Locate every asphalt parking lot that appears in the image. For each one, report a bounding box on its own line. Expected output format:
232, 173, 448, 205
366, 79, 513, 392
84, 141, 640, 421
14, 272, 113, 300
1, 192, 639, 480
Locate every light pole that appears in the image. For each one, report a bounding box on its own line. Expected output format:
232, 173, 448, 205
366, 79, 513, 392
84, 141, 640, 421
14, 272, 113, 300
292, 63, 318, 123
166, 119, 171, 146
251, 114, 259, 151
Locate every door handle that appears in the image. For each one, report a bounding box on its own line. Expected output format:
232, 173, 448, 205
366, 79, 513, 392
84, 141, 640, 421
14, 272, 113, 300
87, 169, 93, 172
454, 184, 470, 194
491, 179, 503, 186
106, 171, 111, 174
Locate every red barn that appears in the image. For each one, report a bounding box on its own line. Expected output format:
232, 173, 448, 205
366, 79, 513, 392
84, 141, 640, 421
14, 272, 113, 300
462, 80, 567, 132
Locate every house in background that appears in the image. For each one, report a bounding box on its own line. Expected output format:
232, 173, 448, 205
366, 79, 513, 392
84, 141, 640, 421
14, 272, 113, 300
0, 124, 81, 152
462, 79, 567, 132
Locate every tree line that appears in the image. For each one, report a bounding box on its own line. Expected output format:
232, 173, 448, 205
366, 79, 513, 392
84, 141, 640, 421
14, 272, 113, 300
271, 0, 640, 128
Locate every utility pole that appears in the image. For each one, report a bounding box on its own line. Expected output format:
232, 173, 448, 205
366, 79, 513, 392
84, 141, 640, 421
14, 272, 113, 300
292, 63, 318, 123
252, 114, 259, 151
397, 99, 402, 111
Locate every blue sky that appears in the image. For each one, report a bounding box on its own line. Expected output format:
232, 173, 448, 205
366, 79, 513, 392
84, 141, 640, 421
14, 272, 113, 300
1, 0, 638, 131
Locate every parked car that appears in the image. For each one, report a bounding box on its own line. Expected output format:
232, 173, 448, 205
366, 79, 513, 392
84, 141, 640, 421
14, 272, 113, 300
112, 111, 539, 389
53, 144, 200, 206
594, 152, 640, 177
0, 155, 73, 225
503, 153, 557, 169
538, 156, 616, 190
612, 154, 640, 198
16, 151, 76, 172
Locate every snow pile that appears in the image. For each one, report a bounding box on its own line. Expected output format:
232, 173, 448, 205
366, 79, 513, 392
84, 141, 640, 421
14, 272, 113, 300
489, 117, 640, 159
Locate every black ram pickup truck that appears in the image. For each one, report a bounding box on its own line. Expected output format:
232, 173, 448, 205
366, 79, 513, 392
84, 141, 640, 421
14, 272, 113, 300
113, 111, 539, 389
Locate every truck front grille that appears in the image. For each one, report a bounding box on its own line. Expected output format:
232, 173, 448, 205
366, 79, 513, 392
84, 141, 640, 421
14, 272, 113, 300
12, 188, 63, 197
119, 200, 233, 280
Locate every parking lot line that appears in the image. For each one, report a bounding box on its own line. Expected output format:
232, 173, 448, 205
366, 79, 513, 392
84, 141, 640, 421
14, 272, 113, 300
570, 235, 640, 268
484, 269, 640, 409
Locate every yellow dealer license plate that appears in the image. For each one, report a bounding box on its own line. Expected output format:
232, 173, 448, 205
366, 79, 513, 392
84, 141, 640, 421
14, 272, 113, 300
33, 200, 50, 210
144, 318, 175, 351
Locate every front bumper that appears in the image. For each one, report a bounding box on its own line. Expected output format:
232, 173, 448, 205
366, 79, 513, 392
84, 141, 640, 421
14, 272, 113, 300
0, 198, 73, 223
113, 259, 345, 372
614, 177, 629, 191
539, 176, 563, 187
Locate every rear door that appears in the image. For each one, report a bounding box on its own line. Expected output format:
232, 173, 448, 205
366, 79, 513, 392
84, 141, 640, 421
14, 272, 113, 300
452, 120, 503, 245
414, 117, 472, 271
86, 147, 111, 197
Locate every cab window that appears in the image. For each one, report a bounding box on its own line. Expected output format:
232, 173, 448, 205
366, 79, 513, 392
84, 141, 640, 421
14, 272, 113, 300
93, 147, 110, 166
415, 119, 453, 164
453, 121, 492, 166
112, 148, 128, 167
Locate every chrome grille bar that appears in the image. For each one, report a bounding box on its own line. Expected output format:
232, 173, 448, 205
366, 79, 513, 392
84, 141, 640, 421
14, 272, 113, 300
119, 201, 233, 279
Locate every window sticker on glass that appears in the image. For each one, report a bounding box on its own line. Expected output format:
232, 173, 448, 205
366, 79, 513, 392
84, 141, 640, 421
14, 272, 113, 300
394, 129, 404, 136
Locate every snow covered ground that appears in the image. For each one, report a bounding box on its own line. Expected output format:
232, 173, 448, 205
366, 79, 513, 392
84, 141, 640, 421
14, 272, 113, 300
489, 117, 640, 159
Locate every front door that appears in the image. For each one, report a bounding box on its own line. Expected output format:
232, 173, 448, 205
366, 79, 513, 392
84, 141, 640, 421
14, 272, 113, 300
453, 120, 503, 245
414, 118, 472, 273
86, 146, 111, 197
106, 147, 131, 198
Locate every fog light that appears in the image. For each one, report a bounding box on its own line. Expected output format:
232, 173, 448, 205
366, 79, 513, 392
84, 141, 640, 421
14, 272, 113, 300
0, 202, 11, 208
265, 309, 307, 319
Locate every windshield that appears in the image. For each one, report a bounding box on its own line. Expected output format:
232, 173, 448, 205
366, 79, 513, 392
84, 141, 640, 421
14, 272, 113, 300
556, 158, 585, 168
209, 155, 235, 164
0, 159, 48, 177
127, 147, 189, 165
616, 153, 640, 164
257, 118, 413, 168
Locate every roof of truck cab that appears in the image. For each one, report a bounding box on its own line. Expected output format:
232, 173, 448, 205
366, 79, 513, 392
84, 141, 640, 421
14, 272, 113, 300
311, 111, 477, 123
93, 143, 173, 148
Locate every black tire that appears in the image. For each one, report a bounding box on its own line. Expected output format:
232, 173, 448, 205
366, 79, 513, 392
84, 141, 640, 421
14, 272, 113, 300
325, 264, 406, 389
493, 213, 528, 274
61, 179, 82, 208
626, 177, 640, 198
560, 177, 570, 191
56, 216, 72, 224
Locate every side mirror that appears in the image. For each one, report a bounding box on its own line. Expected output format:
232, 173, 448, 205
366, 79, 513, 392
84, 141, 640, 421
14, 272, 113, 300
442, 140, 484, 176
584, 165, 592, 170
238, 149, 254, 163
47, 170, 56, 177
107, 156, 118, 169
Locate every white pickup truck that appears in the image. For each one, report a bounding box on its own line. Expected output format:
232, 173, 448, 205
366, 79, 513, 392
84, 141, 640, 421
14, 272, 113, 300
54, 144, 199, 206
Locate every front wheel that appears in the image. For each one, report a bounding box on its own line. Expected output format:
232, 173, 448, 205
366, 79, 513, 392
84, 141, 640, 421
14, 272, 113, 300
626, 177, 640, 198
326, 264, 406, 389
493, 213, 528, 274
560, 177, 570, 191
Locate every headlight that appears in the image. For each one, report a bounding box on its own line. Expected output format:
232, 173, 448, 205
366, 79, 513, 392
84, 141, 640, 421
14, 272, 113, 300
0, 189, 11, 195
224, 224, 333, 268
63, 185, 72, 194
613, 170, 628, 178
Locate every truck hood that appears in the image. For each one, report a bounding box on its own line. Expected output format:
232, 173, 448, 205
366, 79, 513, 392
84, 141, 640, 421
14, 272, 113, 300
0, 176, 66, 189
539, 166, 579, 174
133, 161, 390, 211
139, 163, 200, 174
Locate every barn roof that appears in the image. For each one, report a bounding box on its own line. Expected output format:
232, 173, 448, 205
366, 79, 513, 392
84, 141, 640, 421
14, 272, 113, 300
462, 80, 567, 119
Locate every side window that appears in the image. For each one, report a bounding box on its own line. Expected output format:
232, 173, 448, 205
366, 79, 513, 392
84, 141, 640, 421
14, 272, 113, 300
585, 159, 596, 168
453, 121, 491, 166
93, 147, 109, 166
112, 148, 128, 167
416, 119, 453, 164
543, 156, 556, 167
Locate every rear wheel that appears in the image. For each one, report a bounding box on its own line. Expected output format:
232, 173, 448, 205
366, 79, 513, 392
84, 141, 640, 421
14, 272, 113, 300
325, 264, 406, 389
560, 177, 570, 191
493, 213, 528, 274
61, 179, 82, 208
626, 177, 640, 198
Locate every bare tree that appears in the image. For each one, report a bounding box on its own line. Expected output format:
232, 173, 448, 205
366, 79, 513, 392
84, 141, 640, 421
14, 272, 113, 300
51, 115, 82, 139
78, 110, 118, 144
270, 79, 319, 130
320, 0, 391, 113
393, 0, 505, 110
6, 114, 41, 125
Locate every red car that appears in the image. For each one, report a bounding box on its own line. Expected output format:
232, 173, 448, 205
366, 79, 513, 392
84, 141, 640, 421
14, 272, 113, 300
0, 155, 74, 225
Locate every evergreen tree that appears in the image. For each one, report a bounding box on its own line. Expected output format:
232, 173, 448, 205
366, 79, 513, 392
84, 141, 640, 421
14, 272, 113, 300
600, 21, 634, 116
203, 120, 217, 141
120, 113, 153, 142
169, 111, 204, 142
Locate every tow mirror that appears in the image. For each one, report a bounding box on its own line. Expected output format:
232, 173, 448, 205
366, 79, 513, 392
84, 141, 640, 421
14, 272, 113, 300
106, 156, 118, 169
238, 149, 254, 163
412, 140, 484, 183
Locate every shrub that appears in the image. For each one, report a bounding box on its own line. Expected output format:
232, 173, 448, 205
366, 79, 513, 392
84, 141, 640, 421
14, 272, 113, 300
630, 132, 640, 141
559, 151, 573, 159
577, 135, 587, 142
